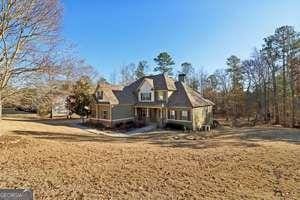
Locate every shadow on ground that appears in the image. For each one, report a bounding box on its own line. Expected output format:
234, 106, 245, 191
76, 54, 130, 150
6, 118, 300, 150
3, 117, 82, 127
215, 127, 300, 145
10, 129, 261, 150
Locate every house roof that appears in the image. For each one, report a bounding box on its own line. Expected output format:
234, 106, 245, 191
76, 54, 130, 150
137, 78, 154, 90
95, 73, 214, 108
136, 73, 176, 91
167, 82, 214, 108
94, 83, 124, 104
184, 84, 215, 107
167, 82, 193, 107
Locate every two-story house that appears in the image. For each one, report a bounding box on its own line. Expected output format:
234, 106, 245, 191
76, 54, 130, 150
90, 73, 214, 130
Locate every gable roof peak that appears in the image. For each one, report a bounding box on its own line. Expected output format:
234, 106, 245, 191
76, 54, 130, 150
167, 81, 215, 108
136, 73, 176, 91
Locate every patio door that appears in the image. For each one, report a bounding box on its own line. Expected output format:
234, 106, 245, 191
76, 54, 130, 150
137, 108, 147, 121
149, 108, 157, 122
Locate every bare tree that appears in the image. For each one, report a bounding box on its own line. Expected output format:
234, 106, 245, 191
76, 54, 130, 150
226, 55, 244, 122
110, 69, 117, 85
273, 26, 298, 126
196, 68, 208, 95
262, 36, 280, 124
0, 0, 62, 119
120, 63, 136, 85
28, 57, 98, 117
213, 69, 230, 120
242, 49, 270, 122
289, 52, 300, 127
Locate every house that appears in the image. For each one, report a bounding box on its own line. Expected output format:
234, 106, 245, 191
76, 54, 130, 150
51, 94, 69, 117
89, 73, 214, 130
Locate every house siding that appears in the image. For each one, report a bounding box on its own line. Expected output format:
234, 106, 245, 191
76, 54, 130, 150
96, 104, 111, 120
166, 108, 193, 129
192, 105, 213, 130
90, 103, 213, 130
111, 105, 134, 120
138, 80, 154, 102
167, 108, 192, 120
89, 104, 111, 127
90, 104, 134, 127
155, 90, 168, 102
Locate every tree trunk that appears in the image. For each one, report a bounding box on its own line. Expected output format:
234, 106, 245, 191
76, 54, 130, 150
282, 54, 287, 126
272, 67, 279, 124
291, 88, 295, 127
266, 80, 270, 122
263, 82, 267, 122
256, 85, 263, 121
290, 63, 296, 127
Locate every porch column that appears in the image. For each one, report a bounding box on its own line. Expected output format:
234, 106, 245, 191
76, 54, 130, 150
96, 105, 98, 119
165, 108, 168, 120
146, 108, 150, 123
160, 108, 163, 119
134, 107, 137, 117
159, 108, 163, 128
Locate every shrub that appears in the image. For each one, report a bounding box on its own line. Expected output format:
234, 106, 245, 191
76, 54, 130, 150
165, 122, 186, 130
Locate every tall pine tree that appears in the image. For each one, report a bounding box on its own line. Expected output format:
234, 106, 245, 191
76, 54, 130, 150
153, 52, 175, 75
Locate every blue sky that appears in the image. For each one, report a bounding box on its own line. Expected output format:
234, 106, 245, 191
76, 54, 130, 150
62, 0, 300, 80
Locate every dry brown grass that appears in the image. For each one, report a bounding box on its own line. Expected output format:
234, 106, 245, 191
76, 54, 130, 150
0, 118, 299, 199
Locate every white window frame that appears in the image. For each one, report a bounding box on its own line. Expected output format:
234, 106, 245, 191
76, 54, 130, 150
140, 92, 151, 101
170, 110, 175, 119
102, 110, 108, 119
181, 110, 188, 121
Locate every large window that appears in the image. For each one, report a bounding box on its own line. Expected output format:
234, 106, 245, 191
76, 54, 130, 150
102, 110, 108, 119
181, 110, 188, 121
170, 110, 175, 119
140, 92, 151, 101
96, 91, 103, 100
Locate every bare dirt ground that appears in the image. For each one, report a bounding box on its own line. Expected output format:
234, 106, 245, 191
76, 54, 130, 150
0, 118, 299, 199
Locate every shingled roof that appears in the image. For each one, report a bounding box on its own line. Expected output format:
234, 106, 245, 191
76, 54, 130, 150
141, 73, 176, 90
95, 73, 214, 107
94, 83, 124, 104
167, 81, 214, 108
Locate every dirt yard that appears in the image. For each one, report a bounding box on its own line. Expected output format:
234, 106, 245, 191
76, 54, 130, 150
0, 118, 299, 199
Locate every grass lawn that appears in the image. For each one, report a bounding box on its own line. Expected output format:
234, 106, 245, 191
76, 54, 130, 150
0, 118, 299, 199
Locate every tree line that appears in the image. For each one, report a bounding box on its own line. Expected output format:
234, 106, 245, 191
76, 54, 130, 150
118, 26, 300, 127
0, 0, 298, 127
213, 26, 300, 127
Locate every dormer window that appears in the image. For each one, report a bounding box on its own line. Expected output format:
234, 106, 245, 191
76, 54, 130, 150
96, 91, 103, 100
140, 92, 151, 101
